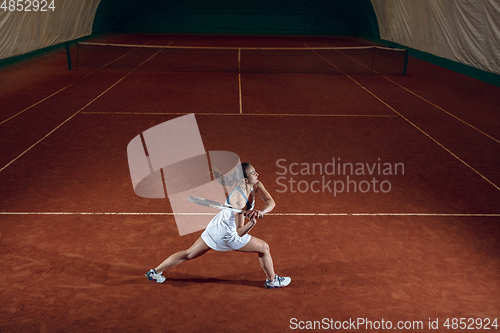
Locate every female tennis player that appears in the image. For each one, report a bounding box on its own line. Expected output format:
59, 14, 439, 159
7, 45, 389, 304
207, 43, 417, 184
145, 163, 291, 289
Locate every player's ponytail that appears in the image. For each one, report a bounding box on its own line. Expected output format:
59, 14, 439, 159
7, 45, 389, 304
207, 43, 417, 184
210, 167, 227, 187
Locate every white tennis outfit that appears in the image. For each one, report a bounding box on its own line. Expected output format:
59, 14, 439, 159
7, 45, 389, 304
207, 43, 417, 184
201, 186, 255, 251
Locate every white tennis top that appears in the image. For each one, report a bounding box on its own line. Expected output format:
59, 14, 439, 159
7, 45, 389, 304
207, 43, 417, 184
201, 186, 254, 251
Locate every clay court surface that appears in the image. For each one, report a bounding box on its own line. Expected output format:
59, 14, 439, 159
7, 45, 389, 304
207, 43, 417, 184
0, 34, 499, 332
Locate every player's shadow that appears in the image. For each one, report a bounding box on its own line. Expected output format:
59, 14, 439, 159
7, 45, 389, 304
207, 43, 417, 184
107, 266, 265, 289
160, 274, 263, 289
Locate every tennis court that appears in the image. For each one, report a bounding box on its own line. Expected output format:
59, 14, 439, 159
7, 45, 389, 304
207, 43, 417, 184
1, 31, 499, 332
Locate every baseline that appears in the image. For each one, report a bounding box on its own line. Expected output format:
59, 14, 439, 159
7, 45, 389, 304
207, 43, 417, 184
1, 212, 498, 217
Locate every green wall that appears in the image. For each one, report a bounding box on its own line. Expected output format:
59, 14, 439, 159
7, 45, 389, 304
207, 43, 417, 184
92, 0, 380, 37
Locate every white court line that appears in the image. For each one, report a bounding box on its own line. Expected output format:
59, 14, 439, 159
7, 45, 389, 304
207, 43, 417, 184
0, 212, 498, 217
0, 85, 74, 125
80, 112, 397, 117
272, 213, 500, 217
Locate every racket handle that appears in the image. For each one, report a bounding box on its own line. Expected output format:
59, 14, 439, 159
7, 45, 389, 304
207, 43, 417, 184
258, 213, 264, 219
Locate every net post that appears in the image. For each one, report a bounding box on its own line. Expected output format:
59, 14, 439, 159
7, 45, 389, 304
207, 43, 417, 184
403, 49, 409, 75
65, 42, 72, 71
370, 46, 375, 75
238, 48, 241, 73
76, 42, 80, 71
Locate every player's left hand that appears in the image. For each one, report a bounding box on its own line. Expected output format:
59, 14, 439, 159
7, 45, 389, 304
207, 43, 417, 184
245, 210, 262, 220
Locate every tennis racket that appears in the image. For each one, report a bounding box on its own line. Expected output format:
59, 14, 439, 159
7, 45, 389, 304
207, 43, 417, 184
188, 196, 263, 219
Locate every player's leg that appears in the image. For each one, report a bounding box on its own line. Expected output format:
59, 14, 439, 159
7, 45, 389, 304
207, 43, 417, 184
146, 236, 211, 283
156, 236, 211, 272
236, 236, 275, 280
237, 236, 291, 288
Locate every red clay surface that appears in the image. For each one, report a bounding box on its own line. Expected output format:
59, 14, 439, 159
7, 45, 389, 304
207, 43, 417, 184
1, 34, 499, 332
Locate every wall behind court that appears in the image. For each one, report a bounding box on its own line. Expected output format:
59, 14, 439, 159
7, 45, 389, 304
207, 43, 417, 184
0, 0, 100, 61
371, 0, 500, 75
91, 0, 379, 37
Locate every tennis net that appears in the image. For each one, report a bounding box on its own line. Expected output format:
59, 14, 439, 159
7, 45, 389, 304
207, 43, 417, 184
74, 42, 409, 75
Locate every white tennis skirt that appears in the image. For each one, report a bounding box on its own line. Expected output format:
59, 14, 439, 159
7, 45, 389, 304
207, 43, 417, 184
201, 209, 251, 251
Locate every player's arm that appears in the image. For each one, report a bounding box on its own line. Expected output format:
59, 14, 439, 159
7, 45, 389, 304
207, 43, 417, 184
235, 212, 256, 237
246, 181, 275, 220
229, 191, 257, 237
256, 181, 276, 214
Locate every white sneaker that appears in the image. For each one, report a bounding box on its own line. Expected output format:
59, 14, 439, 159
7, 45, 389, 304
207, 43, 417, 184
145, 269, 166, 283
265, 274, 291, 289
